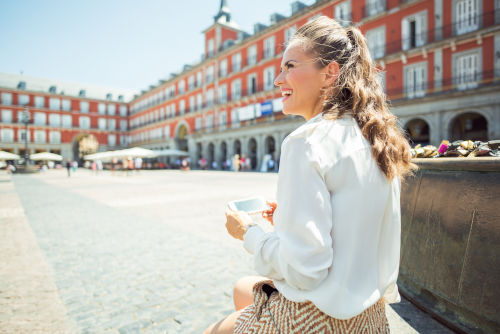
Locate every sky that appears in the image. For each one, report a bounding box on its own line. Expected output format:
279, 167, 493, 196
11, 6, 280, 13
0, 0, 316, 92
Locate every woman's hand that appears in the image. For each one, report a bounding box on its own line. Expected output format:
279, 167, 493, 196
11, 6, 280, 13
262, 201, 277, 225
225, 210, 253, 240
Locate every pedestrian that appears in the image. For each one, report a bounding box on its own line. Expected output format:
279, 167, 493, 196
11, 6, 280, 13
134, 157, 142, 172
232, 154, 240, 172
72, 160, 78, 173
240, 155, 245, 172
65, 159, 71, 177
208, 16, 415, 333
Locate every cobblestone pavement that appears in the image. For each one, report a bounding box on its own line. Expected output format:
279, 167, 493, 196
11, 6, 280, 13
1, 169, 454, 333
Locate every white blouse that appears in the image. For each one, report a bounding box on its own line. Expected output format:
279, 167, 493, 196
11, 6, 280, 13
243, 112, 401, 319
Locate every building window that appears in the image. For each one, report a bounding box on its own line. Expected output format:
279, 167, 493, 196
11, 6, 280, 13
206, 89, 214, 107
49, 114, 61, 127
219, 59, 228, 78
98, 118, 107, 130
366, 0, 385, 17
454, 50, 481, 90
18, 129, 30, 142
62, 99, 71, 111
284, 26, 297, 45
1, 128, 14, 142
455, 0, 479, 35
119, 105, 127, 116
108, 134, 116, 147
196, 93, 203, 110
231, 109, 240, 128
247, 73, 258, 95
108, 104, 116, 115
80, 101, 89, 113
1, 92, 12, 106
402, 11, 427, 50
49, 98, 61, 110
231, 79, 242, 100
120, 135, 128, 146
79, 116, 90, 129
264, 36, 275, 59
34, 96, 44, 108
171, 103, 176, 117
218, 84, 227, 104
206, 114, 213, 129
195, 117, 202, 130
366, 26, 385, 59
108, 119, 116, 131
404, 62, 427, 98
120, 120, 127, 131
164, 125, 170, 138
188, 75, 195, 90
18, 94, 29, 106
189, 96, 195, 112
98, 103, 106, 114
1, 109, 12, 123
196, 72, 202, 87
34, 130, 46, 143
232, 53, 242, 72
219, 111, 227, 128
264, 66, 275, 91
207, 38, 215, 57
178, 80, 185, 94
49, 131, 61, 144
247, 45, 257, 66
179, 100, 186, 115
34, 112, 46, 126
62, 115, 72, 128
206, 66, 214, 83
335, 1, 351, 27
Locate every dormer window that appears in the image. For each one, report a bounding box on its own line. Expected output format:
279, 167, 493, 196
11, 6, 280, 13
49, 86, 57, 94
106, 93, 112, 100
17, 81, 26, 90
79, 89, 86, 97
118, 95, 124, 102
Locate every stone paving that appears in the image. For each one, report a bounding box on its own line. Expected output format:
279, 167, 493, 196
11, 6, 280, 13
0, 169, 455, 333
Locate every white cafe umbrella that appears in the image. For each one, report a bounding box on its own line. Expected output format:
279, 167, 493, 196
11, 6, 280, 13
152, 149, 189, 157
117, 147, 156, 158
84, 151, 117, 161
0, 151, 20, 160
30, 152, 63, 161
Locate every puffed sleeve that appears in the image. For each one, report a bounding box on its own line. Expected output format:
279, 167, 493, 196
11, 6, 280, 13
243, 136, 334, 291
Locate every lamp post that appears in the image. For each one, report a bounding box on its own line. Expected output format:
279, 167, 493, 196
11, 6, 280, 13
21, 107, 31, 168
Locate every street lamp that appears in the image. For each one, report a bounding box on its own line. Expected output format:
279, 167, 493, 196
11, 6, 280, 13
21, 107, 31, 168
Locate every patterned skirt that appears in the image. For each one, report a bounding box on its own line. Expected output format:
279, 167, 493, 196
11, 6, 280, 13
234, 280, 390, 334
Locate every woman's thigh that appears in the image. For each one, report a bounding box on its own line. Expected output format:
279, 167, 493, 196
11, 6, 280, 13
233, 275, 268, 311
203, 309, 243, 334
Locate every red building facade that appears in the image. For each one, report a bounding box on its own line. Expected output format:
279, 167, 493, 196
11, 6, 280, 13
1, 0, 499, 167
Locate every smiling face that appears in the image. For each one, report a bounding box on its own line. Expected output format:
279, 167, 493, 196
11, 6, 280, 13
274, 41, 330, 121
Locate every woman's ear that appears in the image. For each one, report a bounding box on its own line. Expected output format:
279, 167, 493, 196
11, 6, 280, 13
322, 61, 340, 87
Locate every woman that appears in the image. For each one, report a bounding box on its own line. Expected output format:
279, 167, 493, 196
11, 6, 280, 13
205, 16, 414, 333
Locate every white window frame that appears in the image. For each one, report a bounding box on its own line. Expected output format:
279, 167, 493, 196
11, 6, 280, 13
34, 112, 46, 126
34, 96, 44, 108
79, 116, 90, 129
107, 104, 116, 115
49, 131, 61, 144
247, 45, 257, 66
108, 134, 116, 147
18, 94, 29, 106
179, 100, 186, 115
119, 105, 127, 116
61, 99, 71, 111
18, 129, 30, 142
80, 101, 89, 113
366, 25, 386, 59
1, 128, 14, 142
98, 103, 106, 114
49, 98, 61, 110
98, 118, 107, 130
62, 115, 72, 128
454, 49, 481, 90
335, 1, 351, 27
34, 130, 46, 143
284, 26, 297, 45
247, 73, 258, 95
455, 0, 479, 35
49, 113, 61, 127
1, 92, 12, 106
108, 119, 116, 131
264, 36, 276, 59
232, 53, 242, 72
402, 10, 427, 51
120, 120, 128, 131
218, 84, 227, 104
1, 109, 12, 123
263, 66, 275, 91
231, 79, 242, 101
404, 62, 427, 98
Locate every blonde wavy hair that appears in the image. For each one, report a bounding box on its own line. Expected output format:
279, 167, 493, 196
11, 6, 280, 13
289, 16, 416, 180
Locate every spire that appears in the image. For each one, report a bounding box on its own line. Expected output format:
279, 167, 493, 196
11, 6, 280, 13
214, 0, 231, 24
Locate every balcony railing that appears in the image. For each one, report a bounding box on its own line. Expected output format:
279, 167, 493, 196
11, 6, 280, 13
365, 9, 499, 61
386, 70, 498, 102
